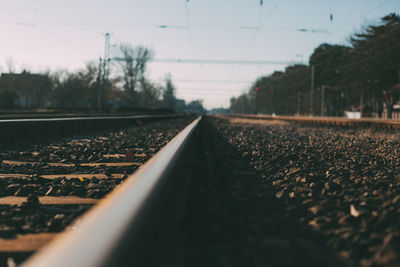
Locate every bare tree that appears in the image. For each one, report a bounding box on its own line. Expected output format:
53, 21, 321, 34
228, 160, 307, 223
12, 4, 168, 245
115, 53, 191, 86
114, 44, 153, 103
139, 78, 161, 107
162, 73, 176, 109
50, 62, 100, 108
5, 57, 16, 73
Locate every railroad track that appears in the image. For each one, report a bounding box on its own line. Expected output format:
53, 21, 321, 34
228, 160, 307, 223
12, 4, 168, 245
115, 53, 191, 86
2, 114, 400, 266
227, 114, 400, 129
0, 114, 198, 266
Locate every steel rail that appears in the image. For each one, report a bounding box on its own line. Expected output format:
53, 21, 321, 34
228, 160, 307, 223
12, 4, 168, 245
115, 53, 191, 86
227, 114, 400, 129
0, 114, 184, 142
21, 116, 201, 267
0, 114, 178, 123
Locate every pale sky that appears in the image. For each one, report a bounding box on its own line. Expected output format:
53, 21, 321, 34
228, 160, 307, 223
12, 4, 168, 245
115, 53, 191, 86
0, 0, 399, 109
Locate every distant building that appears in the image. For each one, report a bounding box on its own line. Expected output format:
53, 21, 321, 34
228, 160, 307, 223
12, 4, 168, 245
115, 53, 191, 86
0, 71, 52, 109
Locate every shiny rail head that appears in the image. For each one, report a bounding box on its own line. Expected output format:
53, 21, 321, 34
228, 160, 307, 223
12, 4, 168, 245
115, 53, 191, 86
21, 116, 201, 267
0, 113, 183, 124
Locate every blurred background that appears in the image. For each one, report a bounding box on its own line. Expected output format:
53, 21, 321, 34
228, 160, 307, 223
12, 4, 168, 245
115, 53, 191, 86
0, 0, 399, 116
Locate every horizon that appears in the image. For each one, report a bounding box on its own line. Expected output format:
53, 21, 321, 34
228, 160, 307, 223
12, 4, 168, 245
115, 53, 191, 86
0, 0, 399, 109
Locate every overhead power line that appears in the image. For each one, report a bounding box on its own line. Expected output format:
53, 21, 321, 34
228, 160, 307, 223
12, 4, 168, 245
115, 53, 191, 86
148, 58, 302, 65
0, 6, 91, 56
335, 0, 395, 32
113, 57, 301, 65
179, 88, 248, 92
175, 79, 253, 83
2, 20, 333, 34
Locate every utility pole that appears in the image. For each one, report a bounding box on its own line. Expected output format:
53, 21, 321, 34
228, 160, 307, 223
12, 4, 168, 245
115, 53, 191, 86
321, 85, 325, 117
310, 64, 315, 115
271, 82, 275, 115
297, 91, 300, 115
102, 33, 111, 83
360, 90, 364, 117
97, 58, 102, 110
97, 33, 111, 110
340, 90, 345, 116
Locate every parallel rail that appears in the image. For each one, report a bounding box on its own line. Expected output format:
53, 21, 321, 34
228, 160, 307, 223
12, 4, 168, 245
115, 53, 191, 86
21, 117, 201, 267
228, 114, 400, 129
0, 114, 183, 142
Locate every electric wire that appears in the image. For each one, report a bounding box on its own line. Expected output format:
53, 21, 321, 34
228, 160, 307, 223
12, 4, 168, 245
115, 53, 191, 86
334, 0, 395, 32
0, 6, 91, 57
174, 79, 252, 83
149, 58, 301, 65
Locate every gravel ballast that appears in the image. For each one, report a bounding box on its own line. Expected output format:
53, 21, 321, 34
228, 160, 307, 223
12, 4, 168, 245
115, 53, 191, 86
186, 116, 400, 267
0, 116, 195, 237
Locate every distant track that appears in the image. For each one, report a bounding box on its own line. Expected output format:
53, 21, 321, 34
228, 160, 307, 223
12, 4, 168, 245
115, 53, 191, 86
224, 114, 400, 129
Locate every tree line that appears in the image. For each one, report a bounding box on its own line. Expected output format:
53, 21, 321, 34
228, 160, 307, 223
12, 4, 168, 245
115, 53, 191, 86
0, 43, 205, 113
230, 13, 400, 118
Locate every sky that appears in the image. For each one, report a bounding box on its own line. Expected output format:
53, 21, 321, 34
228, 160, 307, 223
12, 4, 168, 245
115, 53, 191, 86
0, 0, 399, 109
